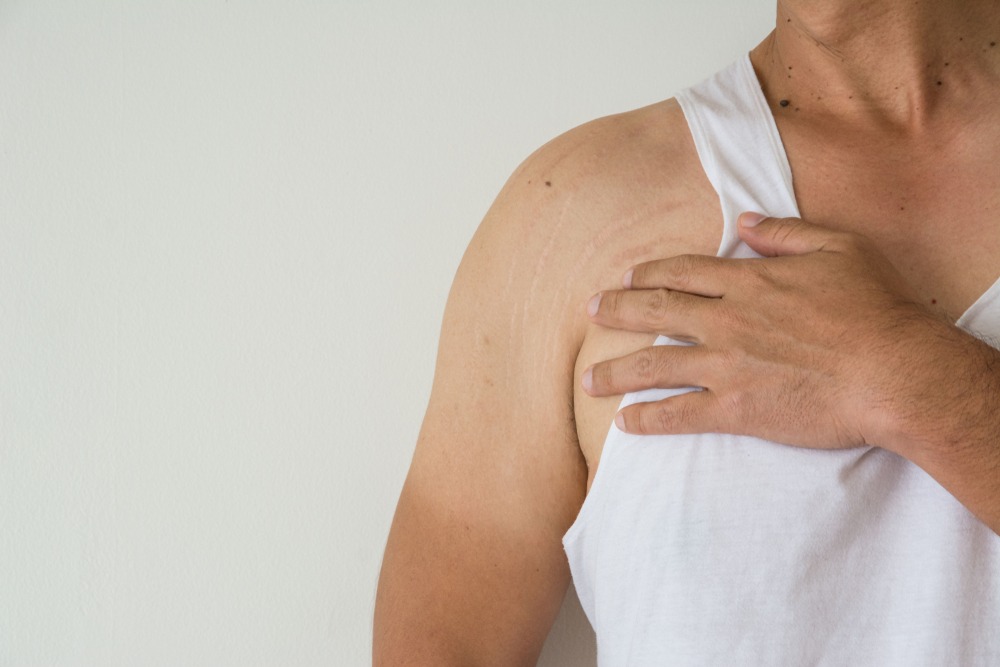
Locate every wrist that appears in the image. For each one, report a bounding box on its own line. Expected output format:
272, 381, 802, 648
873, 314, 1000, 461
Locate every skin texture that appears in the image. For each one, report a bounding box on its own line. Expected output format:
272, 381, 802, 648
376, 0, 1000, 663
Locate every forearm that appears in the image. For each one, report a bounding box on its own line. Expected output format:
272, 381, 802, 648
885, 320, 1000, 535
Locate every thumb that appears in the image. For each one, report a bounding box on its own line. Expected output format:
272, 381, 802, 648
738, 212, 839, 257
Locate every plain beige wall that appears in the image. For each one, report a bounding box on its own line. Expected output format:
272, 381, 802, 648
0, 1, 773, 664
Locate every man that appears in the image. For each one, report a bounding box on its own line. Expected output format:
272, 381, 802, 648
375, 0, 1000, 663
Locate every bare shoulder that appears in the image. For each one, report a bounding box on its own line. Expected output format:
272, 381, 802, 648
507, 100, 726, 485
480, 97, 723, 478
476, 97, 720, 342
446, 96, 723, 487
374, 96, 720, 664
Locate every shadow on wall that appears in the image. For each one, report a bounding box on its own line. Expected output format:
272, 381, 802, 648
538, 583, 597, 666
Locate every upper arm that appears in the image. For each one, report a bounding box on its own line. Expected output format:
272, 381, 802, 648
373, 134, 595, 665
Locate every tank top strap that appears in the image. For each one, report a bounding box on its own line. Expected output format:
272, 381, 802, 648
676, 53, 801, 259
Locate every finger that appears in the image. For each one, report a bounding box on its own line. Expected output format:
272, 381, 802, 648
582, 344, 709, 397
625, 254, 742, 297
588, 288, 712, 340
614, 389, 725, 435
737, 212, 850, 257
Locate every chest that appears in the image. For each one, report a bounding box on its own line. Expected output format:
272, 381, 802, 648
779, 119, 1000, 321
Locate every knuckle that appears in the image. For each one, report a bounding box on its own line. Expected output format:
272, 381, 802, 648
631, 348, 657, 382
655, 405, 675, 433
665, 255, 695, 291
642, 289, 671, 324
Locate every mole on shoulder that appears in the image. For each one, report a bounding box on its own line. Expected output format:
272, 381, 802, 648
992, 41, 997, 47
937, 80, 943, 85
779, 99, 790, 107
931, 298, 938, 305
545, 181, 552, 187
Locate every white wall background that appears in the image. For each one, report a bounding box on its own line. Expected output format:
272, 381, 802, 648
0, 1, 773, 664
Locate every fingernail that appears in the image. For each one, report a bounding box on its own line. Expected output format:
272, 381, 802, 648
587, 293, 602, 317
740, 211, 767, 227
614, 412, 626, 431
623, 268, 634, 289
582, 367, 593, 392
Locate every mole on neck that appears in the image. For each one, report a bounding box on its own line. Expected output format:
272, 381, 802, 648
753, 0, 1000, 130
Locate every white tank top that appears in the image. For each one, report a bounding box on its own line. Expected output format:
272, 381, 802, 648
563, 53, 1000, 666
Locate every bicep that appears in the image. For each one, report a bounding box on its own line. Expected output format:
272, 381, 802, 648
374, 179, 589, 665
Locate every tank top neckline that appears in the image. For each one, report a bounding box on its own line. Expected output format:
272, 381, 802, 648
734, 52, 1000, 330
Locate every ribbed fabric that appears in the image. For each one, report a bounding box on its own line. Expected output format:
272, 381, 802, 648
563, 53, 1000, 666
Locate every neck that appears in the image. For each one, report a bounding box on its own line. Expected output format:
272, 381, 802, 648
751, 0, 1000, 130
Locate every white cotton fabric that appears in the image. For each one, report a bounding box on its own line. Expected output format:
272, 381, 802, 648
562, 53, 1000, 666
